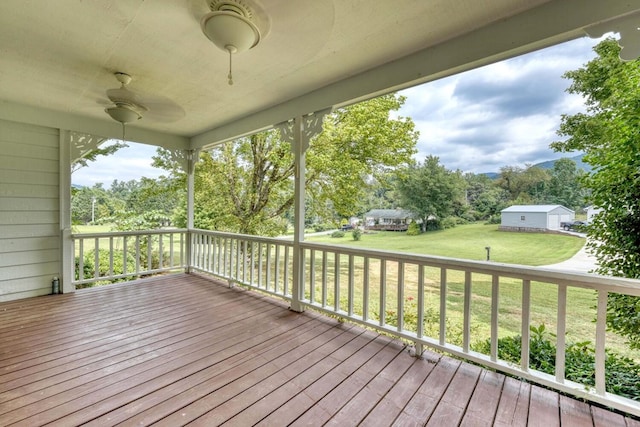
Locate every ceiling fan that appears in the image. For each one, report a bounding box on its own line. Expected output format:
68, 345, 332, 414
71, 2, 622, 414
102, 72, 185, 134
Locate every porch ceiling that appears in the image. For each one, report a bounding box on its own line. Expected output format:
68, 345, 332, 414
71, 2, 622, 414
0, 0, 639, 150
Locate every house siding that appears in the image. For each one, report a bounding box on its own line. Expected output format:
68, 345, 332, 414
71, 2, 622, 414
0, 119, 59, 301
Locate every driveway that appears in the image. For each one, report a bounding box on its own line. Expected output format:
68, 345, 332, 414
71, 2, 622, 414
541, 239, 598, 274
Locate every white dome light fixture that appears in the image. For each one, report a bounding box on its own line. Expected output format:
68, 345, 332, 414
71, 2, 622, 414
200, 0, 261, 85
105, 103, 141, 124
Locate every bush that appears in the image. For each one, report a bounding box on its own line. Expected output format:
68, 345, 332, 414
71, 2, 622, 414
406, 222, 421, 236
473, 324, 640, 399
75, 249, 137, 288
331, 230, 345, 238
313, 223, 333, 232
440, 217, 457, 229
352, 228, 362, 241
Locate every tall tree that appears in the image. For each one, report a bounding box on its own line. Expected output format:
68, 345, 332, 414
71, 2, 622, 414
395, 155, 466, 231
464, 173, 509, 220
497, 164, 551, 204
544, 158, 586, 210
155, 93, 418, 236
551, 37, 640, 348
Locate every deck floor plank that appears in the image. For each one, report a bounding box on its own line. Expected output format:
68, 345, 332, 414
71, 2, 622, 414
0, 273, 636, 426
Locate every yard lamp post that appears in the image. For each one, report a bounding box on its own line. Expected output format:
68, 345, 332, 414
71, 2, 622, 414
485, 246, 491, 261
91, 197, 96, 223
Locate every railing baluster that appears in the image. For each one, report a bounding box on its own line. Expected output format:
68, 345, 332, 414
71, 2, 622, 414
334, 252, 340, 312
158, 233, 164, 269
397, 261, 405, 332
309, 249, 316, 303
258, 242, 263, 287
463, 271, 472, 352
439, 268, 447, 346
363, 256, 370, 322
94, 237, 100, 279
595, 289, 607, 395
109, 237, 114, 276
417, 264, 425, 339
123, 236, 128, 275
147, 233, 152, 271
321, 251, 328, 308
490, 274, 499, 362
380, 260, 386, 327
135, 236, 141, 275
521, 279, 531, 371
273, 246, 280, 292
268, 243, 274, 292
169, 233, 174, 267
235, 238, 240, 281
78, 239, 85, 281
284, 245, 290, 296
348, 254, 355, 316
556, 284, 567, 382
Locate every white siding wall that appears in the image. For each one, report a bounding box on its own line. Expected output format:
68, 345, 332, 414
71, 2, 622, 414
501, 212, 548, 229
0, 119, 59, 301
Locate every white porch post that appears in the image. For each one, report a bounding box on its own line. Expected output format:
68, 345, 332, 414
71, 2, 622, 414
59, 130, 74, 294
185, 149, 198, 273
290, 116, 306, 312
281, 110, 330, 312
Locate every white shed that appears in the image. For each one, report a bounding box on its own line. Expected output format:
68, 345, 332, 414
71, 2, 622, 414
500, 205, 574, 232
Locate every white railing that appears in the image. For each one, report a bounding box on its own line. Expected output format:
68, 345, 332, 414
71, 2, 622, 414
70, 228, 640, 416
187, 229, 640, 417
72, 229, 187, 286
190, 229, 294, 300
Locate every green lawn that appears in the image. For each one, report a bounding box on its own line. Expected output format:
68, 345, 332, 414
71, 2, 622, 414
308, 223, 585, 266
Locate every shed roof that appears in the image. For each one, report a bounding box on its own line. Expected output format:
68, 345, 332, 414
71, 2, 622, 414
501, 204, 574, 213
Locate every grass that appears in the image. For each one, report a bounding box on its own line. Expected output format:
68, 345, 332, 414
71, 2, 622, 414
308, 223, 585, 265
302, 223, 637, 360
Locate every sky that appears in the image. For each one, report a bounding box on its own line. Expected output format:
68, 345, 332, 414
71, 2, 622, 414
72, 35, 603, 187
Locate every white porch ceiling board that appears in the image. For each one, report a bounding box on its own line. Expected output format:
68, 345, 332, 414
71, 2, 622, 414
191, 0, 640, 149
0, 0, 638, 149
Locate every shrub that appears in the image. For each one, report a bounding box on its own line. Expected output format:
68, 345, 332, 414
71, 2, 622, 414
473, 324, 640, 399
406, 222, 421, 236
440, 217, 457, 229
75, 249, 137, 288
331, 230, 345, 238
351, 228, 362, 241
313, 223, 333, 232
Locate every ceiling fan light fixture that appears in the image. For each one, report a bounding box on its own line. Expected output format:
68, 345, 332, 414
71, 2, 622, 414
201, 1, 262, 85
201, 10, 260, 54
105, 104, 141, 124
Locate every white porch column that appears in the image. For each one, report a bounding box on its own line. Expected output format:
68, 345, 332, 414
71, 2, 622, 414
279, 110, 330, 312
185, 149, 200, 273
60, 131, 108, 293
59, 130, 74, 294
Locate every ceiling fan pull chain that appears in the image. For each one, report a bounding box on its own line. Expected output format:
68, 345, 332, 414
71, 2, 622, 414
122, 121, 126, 142
228, 49, 234, 85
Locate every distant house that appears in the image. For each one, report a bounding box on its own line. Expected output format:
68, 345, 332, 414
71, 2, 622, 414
364, 209, 415, 231
586, 205, 603, 223
500, 205, 574, 232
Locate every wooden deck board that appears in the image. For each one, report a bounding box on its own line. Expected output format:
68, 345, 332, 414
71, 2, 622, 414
0, 273, 637, 426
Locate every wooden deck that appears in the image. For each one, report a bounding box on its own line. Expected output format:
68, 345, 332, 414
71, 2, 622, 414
0, 274, 638, 426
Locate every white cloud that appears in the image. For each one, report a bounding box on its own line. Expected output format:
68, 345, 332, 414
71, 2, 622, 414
399, 35, 603, 173
72, 142, 166, 187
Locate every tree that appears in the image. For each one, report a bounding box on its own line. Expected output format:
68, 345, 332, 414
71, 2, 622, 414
395, 155, 466, 231
497, 165, 551, 204
464, 173, 509, 220
551, 37, 640, 348
155, 93, 418, 236
72, 141, 128, 173
544, 158, 586, 210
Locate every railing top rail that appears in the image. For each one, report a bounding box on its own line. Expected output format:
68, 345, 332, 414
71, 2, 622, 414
191, 228, 295, 246
300, 241, 640, 296
71, 228, 188, 239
